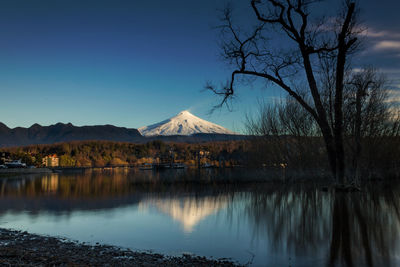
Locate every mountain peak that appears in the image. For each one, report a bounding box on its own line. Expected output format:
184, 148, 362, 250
138, 111, 236, 137
177, 110, 191, 116
173, 110, 197, 120
30, 123, 42, 128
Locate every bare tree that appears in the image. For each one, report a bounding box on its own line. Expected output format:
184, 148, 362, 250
344, 68, 400, 181
245, 65, 400, 180
245, 98, 325, 173
208, 0, 360, 183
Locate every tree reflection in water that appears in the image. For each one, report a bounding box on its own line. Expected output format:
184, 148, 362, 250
242, 184, 400, 267
329, 187, 400, 267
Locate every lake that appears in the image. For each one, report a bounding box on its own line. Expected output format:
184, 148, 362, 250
0, 168, 399, 266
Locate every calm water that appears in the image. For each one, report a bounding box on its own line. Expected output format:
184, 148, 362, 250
0, 169, 399, 266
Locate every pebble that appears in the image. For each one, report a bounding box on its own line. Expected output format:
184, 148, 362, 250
0, 228, 241, 266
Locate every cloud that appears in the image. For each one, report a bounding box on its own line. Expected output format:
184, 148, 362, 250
386, 90, 400, 119
317, 22, 400, 40
386, 89, 400, 103
373, 41, 400, 51
357, 26, 400, 52
380, 68, 400, 75
352, 68, 400, 76
359, 29, 400, 39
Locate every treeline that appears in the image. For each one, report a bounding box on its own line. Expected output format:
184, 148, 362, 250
245, 75, 400, 180
1, 140, 247, 168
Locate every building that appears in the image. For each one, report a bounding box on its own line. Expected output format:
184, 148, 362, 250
0, 152, 11, 164
42, 154, 59, 167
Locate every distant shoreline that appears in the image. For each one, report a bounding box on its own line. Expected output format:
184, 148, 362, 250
0, 168, 52, 175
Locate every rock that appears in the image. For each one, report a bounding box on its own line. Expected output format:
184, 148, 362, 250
0, 228, 242, 266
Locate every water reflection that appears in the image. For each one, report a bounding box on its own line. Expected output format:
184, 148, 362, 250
140, 196, 229, 233
0, 170, 399, 266
243, 186, 332, 257
241, 184, 400, 266
328, 190, 400, 267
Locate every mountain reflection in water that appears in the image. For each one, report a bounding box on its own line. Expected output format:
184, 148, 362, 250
139, 197, 229, 233
0, 169, 399, 266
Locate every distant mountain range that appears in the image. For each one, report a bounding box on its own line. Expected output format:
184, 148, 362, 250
0, 122, 142, 147
0, 111, 244, 147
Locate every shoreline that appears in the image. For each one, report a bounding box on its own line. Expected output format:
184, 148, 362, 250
0, 168, 52, 175
0, 228, 241, 266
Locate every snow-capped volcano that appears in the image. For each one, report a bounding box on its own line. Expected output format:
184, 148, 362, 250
138, 110, 236, 136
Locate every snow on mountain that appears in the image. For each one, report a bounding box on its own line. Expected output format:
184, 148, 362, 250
138, 110, 237, 136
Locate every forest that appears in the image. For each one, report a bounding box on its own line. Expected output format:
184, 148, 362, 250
0, 140, 247, 168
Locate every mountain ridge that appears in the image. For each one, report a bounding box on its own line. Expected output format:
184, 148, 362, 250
0, 123, 142, 147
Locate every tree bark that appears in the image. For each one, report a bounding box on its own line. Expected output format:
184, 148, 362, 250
301, 49, 337, 180
334, 2, 356, 184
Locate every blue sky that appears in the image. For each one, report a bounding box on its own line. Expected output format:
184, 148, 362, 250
0, 0, 399, 133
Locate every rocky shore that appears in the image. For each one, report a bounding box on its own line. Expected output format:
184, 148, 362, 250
0, 228, 241, 266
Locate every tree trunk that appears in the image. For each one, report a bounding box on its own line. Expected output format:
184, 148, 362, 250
335, 44, 346, 184
301, 50, 338, 180
319, 124, 337, 180
334, 2, 356, 184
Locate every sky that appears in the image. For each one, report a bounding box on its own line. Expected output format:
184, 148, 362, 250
0, 0, 399, 133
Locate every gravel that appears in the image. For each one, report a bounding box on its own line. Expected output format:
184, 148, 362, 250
0, 228, 241, 266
